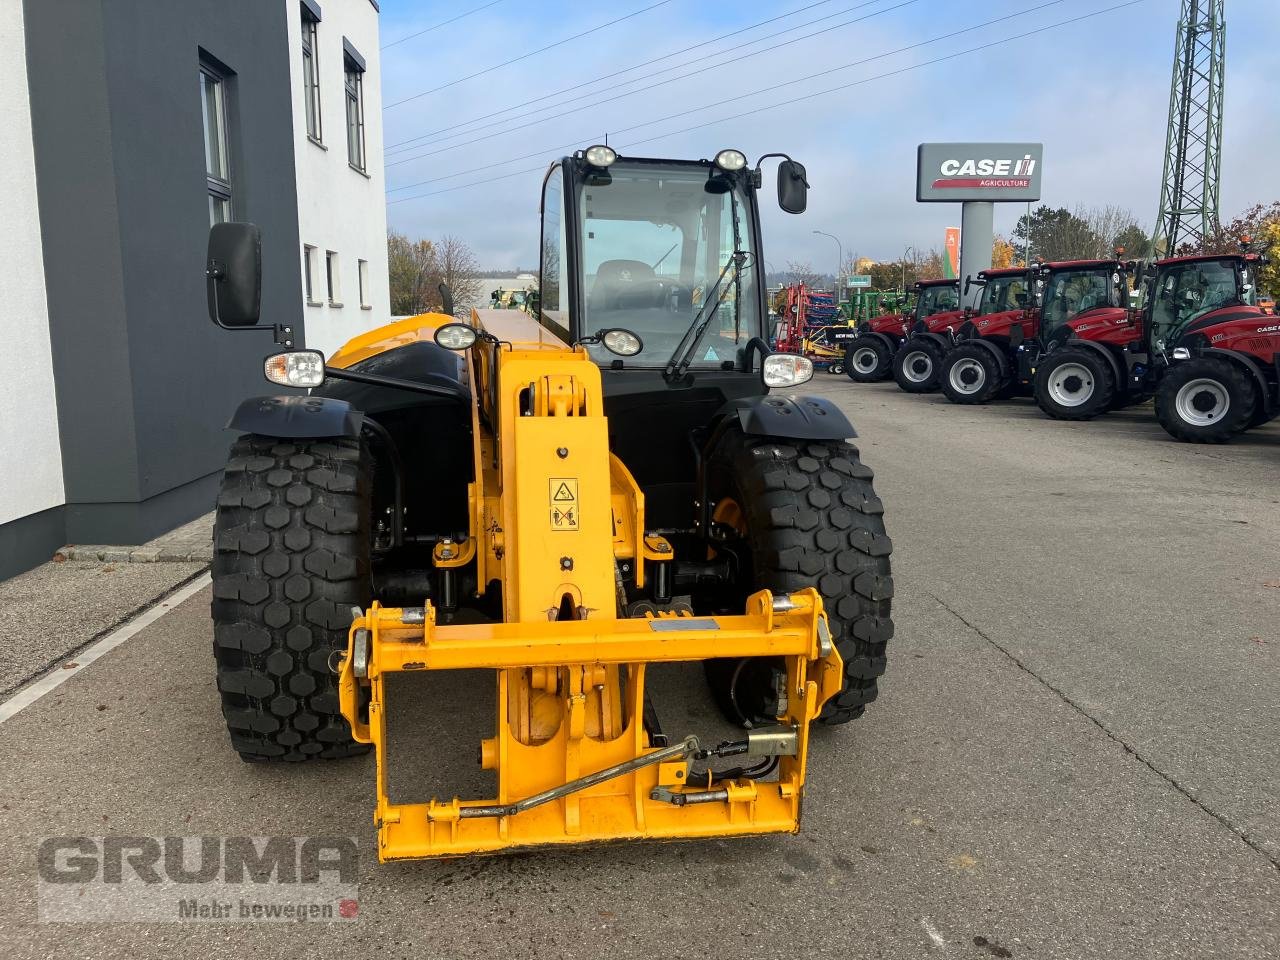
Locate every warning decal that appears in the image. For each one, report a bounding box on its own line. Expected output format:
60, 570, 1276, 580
549, 478, 578, 530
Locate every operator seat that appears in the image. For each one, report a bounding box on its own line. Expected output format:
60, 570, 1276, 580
589, 259, 662, 312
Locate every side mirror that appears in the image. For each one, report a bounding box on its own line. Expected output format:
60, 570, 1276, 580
777, 160, 808, 215
206, 222, 262, 326
438, 282, 455, 316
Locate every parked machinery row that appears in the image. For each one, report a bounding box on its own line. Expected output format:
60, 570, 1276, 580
838, 247, 1278, 444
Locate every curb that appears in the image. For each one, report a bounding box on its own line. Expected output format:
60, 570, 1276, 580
54, 544, 213, 564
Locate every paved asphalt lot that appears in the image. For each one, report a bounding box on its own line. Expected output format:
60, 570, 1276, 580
1, 381, 1277, 959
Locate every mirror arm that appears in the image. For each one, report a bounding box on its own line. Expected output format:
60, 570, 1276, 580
206, 267, 294, 347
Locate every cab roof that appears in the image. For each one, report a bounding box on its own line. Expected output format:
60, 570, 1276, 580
1039, 259, 1124, 271
977, 267, 1029, 279
914, 278, 959, 289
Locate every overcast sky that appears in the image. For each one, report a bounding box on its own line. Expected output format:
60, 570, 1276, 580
378, 0, 1279, 271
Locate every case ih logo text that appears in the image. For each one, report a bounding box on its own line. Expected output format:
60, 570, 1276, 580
933, 154, 1037, 190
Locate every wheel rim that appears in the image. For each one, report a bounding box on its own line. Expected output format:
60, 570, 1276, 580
902, 350, 933, 383
1046, 362, 1094, 407
949, 358, 986, 394
1174, 377, 1229, 426
852, 347, 880, 372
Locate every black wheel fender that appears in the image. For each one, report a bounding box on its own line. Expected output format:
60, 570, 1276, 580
228, 396, 364, 439
1069, 340, 1124, 389
715, 394, 857, 441
965, 338, 1011, 377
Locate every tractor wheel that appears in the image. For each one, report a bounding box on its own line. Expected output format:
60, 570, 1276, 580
211, 435, 373, 761
844, 337, 891, 382
940, 344, 1002, 404
892, 340, 944, 393
828, 362, 846, 376
1033, 349, 1114, 420
703, 428, 894, 727
1154, 358, 1256, 443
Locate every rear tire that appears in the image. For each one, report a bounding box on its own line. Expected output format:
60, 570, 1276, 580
940, 343, 1002, 404
844, 337, 891, 382
892, 339, 944, 393
704, 429, 894, 726
1033, 348, 1115, 420
211, 435, 373, 761
1154, 358, 1256, 443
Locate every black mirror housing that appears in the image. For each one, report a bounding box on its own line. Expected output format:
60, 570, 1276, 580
207, 222, 262, 326
777, 160, 808, 214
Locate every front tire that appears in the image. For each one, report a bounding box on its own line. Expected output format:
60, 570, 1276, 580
1154, 358, 1256, 443
211, 435, 373, 761
941, 343, 1002, 404
892, 339, 944, 393
1033, 348, 1115, 420
704, 429, 894, 726
844, 337, 892, 382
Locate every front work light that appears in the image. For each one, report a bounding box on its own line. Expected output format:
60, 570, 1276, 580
762, 353, 814, 388
584, 144, 618, 167
600, 328, 643, 357
435, 322, 479, 350
1171, 347, 1191, 360
265, 350, 325, 388
714, 149, 748, 172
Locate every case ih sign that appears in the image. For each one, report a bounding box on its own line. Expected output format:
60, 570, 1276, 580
916, 143, 1043, 203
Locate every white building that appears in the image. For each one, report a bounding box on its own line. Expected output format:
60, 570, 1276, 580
0, 0, 389, 580
288, 0, 390, 358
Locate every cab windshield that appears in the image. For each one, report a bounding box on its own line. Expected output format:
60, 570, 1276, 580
1150, 258, 1250, 350
578, 162, 759, 369
917, 284, 959, 318
1041, 269, 1116, 328
977, 274, 1029, 316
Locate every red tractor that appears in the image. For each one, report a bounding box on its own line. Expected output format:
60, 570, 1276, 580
838, 295, 911, 383
1148, 251, 1277, 441
938, 266, 1037, 404
888, 278, 964, 392
1032, 249, 1277, 441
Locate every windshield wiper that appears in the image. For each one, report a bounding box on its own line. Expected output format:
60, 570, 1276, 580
663, 251, 747, 382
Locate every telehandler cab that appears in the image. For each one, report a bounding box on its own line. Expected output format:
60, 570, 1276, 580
205, 146, 893, 860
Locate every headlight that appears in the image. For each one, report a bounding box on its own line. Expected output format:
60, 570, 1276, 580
762, 353, 813, 387
600, 328, 643, 357
1171, 346, 1191, 360
434, 322, 478, 350
584, 144, 617, 167
714, 148, 748, 172
264, 350, 325, 387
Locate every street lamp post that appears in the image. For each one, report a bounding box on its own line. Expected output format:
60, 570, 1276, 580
812, 230, 843, 300
901, 246, 914, 295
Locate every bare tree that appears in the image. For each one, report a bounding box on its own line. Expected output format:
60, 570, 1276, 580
783, 260, 824, 288
1081, 204, 1149, 258
437, 234, 482, 316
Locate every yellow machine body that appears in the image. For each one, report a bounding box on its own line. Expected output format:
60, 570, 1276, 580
337, 309, 844, 861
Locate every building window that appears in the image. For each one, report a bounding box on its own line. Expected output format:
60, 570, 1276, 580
344, 49, 366, 173
304, 245, 319, 304
358, 259, 370, 308
301, 6, 322, 143
326, 250, 341, 305
200, 65, 232, 224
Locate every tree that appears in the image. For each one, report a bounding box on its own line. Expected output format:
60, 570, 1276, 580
1012, 205, 1098, 262
991, 235, 1020, 270
1113, 223, 1153, 259
387, 231, 439, 316
783, 260, 825, 288
436, 234, 482, 315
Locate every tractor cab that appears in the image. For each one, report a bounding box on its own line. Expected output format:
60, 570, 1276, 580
911, 279, 962, 332
1143, 253, 1262, 355
965, 267, 1036, 338
1036, 259, 1130, 347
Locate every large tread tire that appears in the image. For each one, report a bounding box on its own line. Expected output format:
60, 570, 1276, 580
211, 435, 373, 761
940, 343, 1002, 405
844, 336, 892, 383
706, 430, 894, 726
1154, 358, 1256, 443
1033, 348, 1115, 420
892, 339, 944, 393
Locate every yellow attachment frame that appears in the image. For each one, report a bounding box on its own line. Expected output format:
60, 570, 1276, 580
335, 309, 844, 860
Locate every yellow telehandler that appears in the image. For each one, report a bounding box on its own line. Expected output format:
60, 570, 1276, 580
205, 146, 893, 860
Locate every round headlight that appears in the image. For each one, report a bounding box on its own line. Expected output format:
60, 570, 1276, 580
762, 353, 814, 388
264, 350, 325, 388
601, 328, 643, 357
714, 149, 748, 172
584, 144, 617, 167
434, 323, 478, 351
